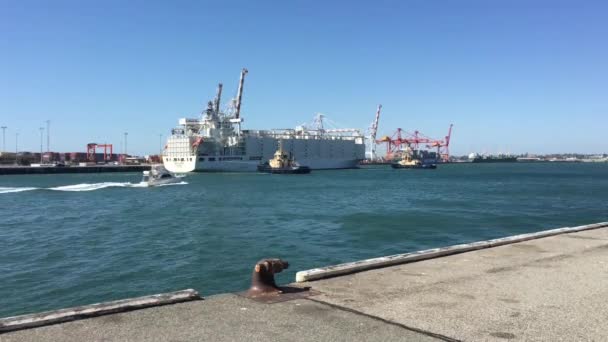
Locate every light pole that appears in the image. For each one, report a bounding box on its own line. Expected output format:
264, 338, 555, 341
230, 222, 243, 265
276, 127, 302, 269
46, 120, 50, 152
15, 132, 19, 164
1, 126, 6, 154
124, 132, 128, 158
40, 127, 44, 163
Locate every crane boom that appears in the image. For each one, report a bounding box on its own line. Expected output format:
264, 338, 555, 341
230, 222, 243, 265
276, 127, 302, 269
214, 83, 223, 116
371, 104, 381, 141
445, 124, 453, 146
235, 68, 248, 119
368, 104, 382, 160
441, 124, 454, 162
377, 124, 454, 162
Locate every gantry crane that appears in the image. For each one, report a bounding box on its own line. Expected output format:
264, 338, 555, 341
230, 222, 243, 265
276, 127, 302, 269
377, 128, 434, 160
87, 143, 113, 162
427, 124, 453, 162
377, 124, 453, 162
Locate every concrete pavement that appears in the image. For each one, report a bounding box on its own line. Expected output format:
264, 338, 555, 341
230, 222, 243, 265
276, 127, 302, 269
305, 227, 608, 341
1, 295, 439, 342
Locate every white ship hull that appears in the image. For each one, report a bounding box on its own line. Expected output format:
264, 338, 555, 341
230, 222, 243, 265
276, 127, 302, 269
163, 130, 365, 173
163, 156, 360, 173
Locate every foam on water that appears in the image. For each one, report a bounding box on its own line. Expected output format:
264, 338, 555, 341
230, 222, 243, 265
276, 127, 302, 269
157, 181, 188, 187
0, 181, 188, 194
0, 187, 39, 194
49, 182, 134, 191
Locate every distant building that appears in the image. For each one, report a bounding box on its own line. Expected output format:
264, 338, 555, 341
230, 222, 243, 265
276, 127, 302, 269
122, 156, 145, 165
146, 155, 162, 163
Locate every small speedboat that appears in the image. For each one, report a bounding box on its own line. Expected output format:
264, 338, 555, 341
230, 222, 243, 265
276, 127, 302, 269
257, 140, 311, 174
142, 165, 183, 186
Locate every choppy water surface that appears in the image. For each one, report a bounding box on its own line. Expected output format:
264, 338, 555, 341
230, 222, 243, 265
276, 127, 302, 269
1, 163, 607, 317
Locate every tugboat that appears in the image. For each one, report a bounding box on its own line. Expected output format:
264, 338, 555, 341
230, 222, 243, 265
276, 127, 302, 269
391, 149, 437, 169
257, 141, 311, 174
142, 165, 184, 186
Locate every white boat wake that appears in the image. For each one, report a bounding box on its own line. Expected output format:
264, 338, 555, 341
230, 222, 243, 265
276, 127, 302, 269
0, 181, 188, 194
48, 182, 137, 192
156, 181, 188, 187
0, 187, 38, 194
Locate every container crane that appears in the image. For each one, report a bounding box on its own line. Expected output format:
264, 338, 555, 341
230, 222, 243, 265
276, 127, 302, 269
377, 128, 409, 160
377, 128, 446, 161
427, 124, 453, 162
408, 130, 434, 150
440, 124, 453, 162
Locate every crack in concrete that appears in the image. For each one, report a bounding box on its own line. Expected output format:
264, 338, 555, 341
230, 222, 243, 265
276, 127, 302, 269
305, 297, 462, 342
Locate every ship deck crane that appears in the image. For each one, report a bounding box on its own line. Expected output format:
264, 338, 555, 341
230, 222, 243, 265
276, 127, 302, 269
213, 83, 223, 117
231, 68, 248, 135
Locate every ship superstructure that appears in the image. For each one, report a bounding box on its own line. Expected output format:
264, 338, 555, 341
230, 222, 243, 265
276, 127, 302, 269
163, 69, 365, 173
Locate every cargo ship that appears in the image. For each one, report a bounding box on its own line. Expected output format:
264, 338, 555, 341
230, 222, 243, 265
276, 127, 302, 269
468, 153, 517, 163
162, 69, 365, 173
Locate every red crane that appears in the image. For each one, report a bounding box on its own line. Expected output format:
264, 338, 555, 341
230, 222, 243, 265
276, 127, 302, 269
378, 124, 453, 162
87, 143, 113, 162
377, 128, 405, 159
408, 130, 435, 150
426, 124, 454, 162
442, 124, 453, 162
377, 129, 434, 160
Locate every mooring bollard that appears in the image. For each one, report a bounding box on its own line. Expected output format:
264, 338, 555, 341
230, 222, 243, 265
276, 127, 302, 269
245, 258, 289, 297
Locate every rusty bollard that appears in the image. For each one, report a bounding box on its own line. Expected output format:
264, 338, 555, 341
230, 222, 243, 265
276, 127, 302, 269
246, 258, 289, 297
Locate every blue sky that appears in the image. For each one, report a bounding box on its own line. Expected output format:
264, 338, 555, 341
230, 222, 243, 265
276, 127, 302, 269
1, 0, 606, 155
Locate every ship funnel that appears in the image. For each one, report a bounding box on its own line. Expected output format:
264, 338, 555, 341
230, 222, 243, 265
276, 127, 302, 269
235, 68, 248, 119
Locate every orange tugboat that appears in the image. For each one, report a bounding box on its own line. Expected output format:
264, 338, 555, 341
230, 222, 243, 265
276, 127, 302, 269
391, 148, 437, 169
257, 141, 311, 174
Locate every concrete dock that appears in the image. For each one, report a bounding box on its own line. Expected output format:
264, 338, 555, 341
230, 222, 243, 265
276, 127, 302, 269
2, 223, 608, 341
0, 165, 150, 175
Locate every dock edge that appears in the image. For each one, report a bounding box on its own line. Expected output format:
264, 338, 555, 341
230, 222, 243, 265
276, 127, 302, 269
295, 222, 608, 282
0, 289, 201, 333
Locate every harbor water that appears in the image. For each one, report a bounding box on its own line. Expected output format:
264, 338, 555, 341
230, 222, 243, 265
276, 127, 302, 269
1, 163, 607, 318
